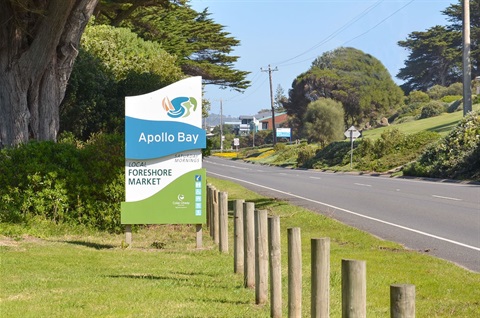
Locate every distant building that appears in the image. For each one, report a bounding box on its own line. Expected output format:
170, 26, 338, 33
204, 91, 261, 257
258, 112, 288, 130
239, 115, 260, 135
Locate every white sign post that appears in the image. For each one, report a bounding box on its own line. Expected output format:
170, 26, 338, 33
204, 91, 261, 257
344, 126, 361, 168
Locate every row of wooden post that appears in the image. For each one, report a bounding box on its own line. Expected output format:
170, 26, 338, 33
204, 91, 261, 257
206, 185, 415, 317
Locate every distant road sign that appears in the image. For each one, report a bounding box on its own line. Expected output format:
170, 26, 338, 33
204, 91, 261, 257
344, 126, 361, 139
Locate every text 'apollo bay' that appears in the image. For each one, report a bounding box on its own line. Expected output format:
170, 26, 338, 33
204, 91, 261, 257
138, 132, 199, 144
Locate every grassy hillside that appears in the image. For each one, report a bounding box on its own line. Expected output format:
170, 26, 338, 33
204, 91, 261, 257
362, 104, 480, 140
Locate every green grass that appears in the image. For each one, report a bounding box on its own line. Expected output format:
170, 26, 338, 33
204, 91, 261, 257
362, 104, 480, 140
1, 178, 479, 317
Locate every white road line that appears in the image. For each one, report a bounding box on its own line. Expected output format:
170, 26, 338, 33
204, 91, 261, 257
208, 171, 480, 252
354, 183, 372, 187
310, 177, 322, 180
432, 195, 462, 201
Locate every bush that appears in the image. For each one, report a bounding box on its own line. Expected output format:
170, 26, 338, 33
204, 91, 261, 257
296, 145, 317, 168
441, 95, 462, 104
427, 85, 448, 100
354, 129, 439, 172
406, 91, 429, 104
419, 101, 447, 119
403, 111, 480, 180
311, 141, 351, 169
0, 133, 125, 232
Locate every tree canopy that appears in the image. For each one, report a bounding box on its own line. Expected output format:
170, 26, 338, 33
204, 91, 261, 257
0, 0, 249, 147
285, 47, 404, 134
397, 0, 479, 93
302, 98, 345, 146
96, 2, 250, 90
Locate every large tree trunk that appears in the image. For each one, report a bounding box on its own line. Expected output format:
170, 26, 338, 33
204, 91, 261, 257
0, 0, 98, 147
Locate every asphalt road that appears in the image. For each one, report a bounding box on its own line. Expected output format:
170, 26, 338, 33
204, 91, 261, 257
204, 156, 480, 272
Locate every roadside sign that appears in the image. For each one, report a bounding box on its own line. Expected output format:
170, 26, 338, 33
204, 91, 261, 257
344, 126, 361, 139
276, 128, 291, 138
121, 76, 206, 224
344, 125, 360, 168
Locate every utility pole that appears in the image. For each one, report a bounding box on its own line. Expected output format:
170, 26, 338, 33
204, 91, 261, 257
219, 99, 224, 152
463, 0, 472, 116
261, 65, 278, 145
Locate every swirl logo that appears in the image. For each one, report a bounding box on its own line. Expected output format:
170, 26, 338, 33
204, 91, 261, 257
162, 96, 198, 118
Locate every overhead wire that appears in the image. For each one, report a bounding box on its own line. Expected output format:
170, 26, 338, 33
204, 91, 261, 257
208, 0, 418, 108
273, 0, 385, 66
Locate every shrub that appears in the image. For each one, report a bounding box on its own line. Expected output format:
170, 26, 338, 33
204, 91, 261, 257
403, 111, 480, 180
0, 133, 125, 232
311, 141, 351, 169
406, 90, 429, 104
354, 129, 439, 172
441, 95, 462, 104
296, 145, 317, 168
419, 101, 447, 119
427, 85, 448, 100
446, 82, 463, 96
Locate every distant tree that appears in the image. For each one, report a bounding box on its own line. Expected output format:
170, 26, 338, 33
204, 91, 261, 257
442, 0, 480, 77
302, 98, 345, 146
285, 47, 403, 133
397, 0, 479, 93
397, 26, 462, 93
274, 85, 288, 112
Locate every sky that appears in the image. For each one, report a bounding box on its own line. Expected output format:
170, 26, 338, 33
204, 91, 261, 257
189, 0, 455, 118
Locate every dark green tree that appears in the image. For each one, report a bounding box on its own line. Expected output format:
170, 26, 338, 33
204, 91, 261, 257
104, 4, 250, 91
397, 26, 462, 93
397, 0, 479, 93
443, 0, 479, 77
285, 47, 403, 133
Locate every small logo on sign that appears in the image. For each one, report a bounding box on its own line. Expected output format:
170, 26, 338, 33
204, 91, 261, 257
178, 194, 185, 201
162, 96, 197, 118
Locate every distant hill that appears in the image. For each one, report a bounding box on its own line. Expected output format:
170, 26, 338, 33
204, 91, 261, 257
205, 113, 239, 127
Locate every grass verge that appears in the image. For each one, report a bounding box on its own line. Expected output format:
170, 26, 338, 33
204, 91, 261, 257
1, 178, 479, 317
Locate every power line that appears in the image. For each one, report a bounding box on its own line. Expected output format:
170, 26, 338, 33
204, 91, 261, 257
272, 0, 417, 68
342, 0, 416, 46
274, 0, 385, 66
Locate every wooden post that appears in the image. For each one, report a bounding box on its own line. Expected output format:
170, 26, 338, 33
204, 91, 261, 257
208, 185, 215, 237
268, 216, 282, 318
219, 191, 228, 253
288, 227, 302, 318
255, 209, 268, 305
234, 199, 245, 274
390, 284, 415, 318
311, 238, 330, 318
342, 259, 366, 318
125, 225, 132, 246
243, 202, 255, 288
213, 188, 219, 244
207, 185, 212, 231
196, 224, 202, 249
